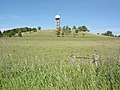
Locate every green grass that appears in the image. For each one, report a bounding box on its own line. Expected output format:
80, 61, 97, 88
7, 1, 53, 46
0, 30, 120, 90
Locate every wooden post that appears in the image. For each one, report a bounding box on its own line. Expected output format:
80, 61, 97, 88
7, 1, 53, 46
93, 53, 99, 66
71, 54, 76, 65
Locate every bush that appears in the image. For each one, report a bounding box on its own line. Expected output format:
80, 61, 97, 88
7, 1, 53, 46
18, 32, 22, 37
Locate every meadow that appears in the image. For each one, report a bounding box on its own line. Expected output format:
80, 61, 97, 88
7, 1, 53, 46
0, 30, 120, 90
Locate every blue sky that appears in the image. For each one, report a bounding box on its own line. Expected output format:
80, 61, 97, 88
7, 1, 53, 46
0, 0, 120, 35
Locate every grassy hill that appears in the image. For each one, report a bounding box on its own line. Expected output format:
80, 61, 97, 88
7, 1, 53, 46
0, 30, 120, 90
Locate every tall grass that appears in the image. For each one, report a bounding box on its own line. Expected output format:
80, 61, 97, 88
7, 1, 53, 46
0, 31, 120, 90
1, 55, 120, 90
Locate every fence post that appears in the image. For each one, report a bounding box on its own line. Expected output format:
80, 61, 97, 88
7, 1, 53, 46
93, 53, 99, 66
71, 54, 76, 65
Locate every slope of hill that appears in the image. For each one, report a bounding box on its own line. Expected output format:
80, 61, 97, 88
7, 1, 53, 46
0, 30, 120, 90
22, 30, 117, 41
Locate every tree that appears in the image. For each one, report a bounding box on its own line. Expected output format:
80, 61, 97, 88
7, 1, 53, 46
87, 30, 90, 32
24, 27, 29, 32
10, 31, 16, 36
62, 26, 66, 30
66, 25, 69, 30
0, 30, 3, 37
102, 31, 113, 36
2, 27, 39, 37
56, 27, 61, 37
61, 25, 71, 35
38, 27, 41, 30
73, 26, 77, 30
62, 26, 66, 36
68, 28, 71, 33
32, 28, 37, 32
81, 26, 88, 32
75, 29, 78, 34
6, 31, 16, 37
78, 26, 88, 32
97, 33, 100, 35
78, 26, 82, 31
106, 31, 113, 36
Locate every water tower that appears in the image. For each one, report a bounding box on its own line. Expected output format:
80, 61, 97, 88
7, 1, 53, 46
55, 15, 61, 29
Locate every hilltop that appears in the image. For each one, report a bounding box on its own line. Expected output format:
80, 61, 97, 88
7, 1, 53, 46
21, 30, 118, 41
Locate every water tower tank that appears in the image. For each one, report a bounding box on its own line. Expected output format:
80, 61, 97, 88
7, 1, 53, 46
55, 15, 61, 20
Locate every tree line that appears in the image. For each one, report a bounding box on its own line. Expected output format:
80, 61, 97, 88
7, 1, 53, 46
101, 31, 114, 36
56, 25, 89, 37
0, 27, 41, 37
56, 25, 120, 37
98, 31, 120, 37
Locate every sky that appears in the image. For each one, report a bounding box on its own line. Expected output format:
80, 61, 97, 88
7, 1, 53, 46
0, 0, 120, 35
